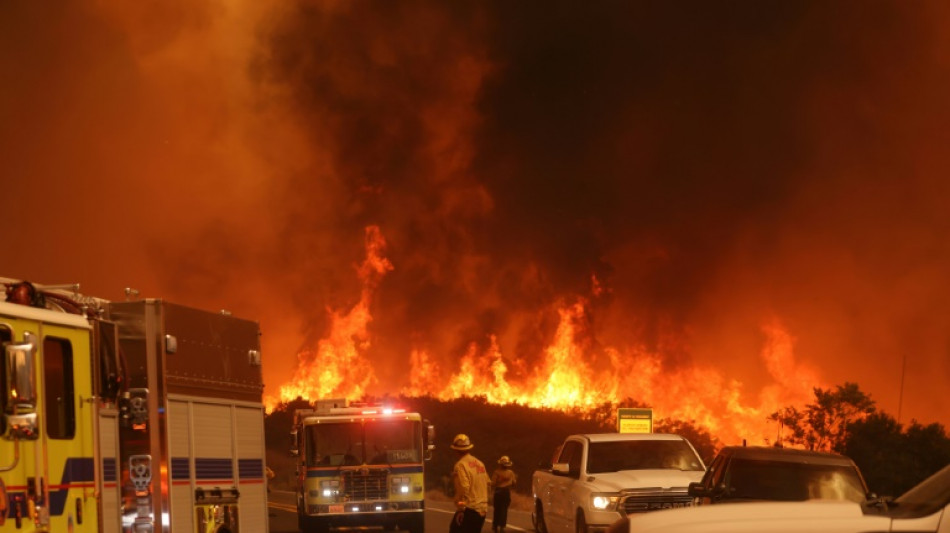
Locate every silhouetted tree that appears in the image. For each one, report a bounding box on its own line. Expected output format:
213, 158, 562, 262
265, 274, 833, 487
904, 420, 950, 485
769, 382, 875, 451
840, 412, 905, 496
843, 412, 950, 497
655, 419, 720, 464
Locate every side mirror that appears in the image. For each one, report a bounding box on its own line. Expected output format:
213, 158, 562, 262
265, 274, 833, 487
552, 463, 571, 476
95, 320, 123, 404
425, 422, 435, 461
3, 334, 39, 440
290, 428, 299, 457
5, 336, 37, 407
687, 482, 705, 497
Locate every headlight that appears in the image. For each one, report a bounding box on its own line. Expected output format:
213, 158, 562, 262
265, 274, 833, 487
591, 493, 620, 511
391, 476, 411, 495
320, 480, 340, 498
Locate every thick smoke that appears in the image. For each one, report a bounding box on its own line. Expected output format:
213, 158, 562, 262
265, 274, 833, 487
2, 1, 949, 429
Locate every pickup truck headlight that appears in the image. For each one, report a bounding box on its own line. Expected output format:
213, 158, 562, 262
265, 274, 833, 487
590, 493, 620, 511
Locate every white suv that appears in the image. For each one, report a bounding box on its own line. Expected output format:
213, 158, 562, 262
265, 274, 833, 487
621, 463, 950, 533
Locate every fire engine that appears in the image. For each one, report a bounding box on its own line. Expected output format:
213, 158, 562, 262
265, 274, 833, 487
291, 399, 434, 533
0, 277, 269, 533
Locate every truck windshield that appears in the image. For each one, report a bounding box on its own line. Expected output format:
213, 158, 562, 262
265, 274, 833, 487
306, 423, 364, 467
587, 440, 704, 473
366, 419, 421, 464
305, 419, 421, 467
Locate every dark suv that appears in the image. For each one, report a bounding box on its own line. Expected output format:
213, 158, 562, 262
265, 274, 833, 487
688, 446, 870, 504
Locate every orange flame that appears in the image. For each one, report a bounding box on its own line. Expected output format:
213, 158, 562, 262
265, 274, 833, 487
266, 226, 393, 408
402, 300, 822, 445
268, 226, 822, 445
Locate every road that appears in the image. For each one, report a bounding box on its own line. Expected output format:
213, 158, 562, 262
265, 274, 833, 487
268, 490, 535, 533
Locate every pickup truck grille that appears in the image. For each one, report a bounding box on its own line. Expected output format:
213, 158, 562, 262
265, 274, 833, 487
342, 468, 388, 501
621, 492, 693, 514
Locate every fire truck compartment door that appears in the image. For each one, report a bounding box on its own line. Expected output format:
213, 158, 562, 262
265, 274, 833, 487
98, 409, 120, 533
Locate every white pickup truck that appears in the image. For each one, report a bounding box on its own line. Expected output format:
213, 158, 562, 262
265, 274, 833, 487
532, 433, 706, 533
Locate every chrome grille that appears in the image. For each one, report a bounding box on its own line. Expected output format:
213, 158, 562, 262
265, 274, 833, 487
342, 468, 388, 501
621, 491, 693, 514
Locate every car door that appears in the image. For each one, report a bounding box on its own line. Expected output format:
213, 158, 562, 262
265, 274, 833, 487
549, 440, 583, 533
39, 323, 97, 532
0, 316, 95, 532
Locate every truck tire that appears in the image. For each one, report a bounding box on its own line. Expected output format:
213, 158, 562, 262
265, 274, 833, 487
406, 513, 425, 533
534, 501, 547, 533
299, 515, 329, 533
576, 510, 588, 533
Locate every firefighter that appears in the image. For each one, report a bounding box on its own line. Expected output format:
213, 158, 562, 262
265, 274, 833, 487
450, 434, 490, 533
490, 456, 517, 533
266, 466, 276, 492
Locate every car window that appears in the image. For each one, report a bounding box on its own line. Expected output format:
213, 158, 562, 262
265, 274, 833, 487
725, 459, 867, 503
587, 440, 704, 473
558, 441, 583, 475
705, 454, 727, 488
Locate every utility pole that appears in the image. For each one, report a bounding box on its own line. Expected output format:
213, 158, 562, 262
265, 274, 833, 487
897, 353, 906, 424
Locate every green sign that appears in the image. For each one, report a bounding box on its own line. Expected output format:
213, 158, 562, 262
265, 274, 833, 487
617, 407, 653, 433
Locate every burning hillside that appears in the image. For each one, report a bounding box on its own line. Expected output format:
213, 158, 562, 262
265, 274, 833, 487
269, 226, 820, 445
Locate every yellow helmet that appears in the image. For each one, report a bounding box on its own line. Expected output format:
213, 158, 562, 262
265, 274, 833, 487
498, 455, 513, 467
450, 434, 474, 451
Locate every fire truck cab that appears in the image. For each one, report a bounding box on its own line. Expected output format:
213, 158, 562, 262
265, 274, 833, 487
291, 399, 434, 533
0, 277, 268, 533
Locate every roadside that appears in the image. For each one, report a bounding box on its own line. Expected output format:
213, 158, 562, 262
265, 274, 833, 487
426, 488, 533, 512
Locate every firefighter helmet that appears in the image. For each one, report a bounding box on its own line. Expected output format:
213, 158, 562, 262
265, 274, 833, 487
450, 433, 474, 451
498, 455, 513, 467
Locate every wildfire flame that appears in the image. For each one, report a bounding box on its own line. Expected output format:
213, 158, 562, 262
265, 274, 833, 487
399, 300, 819, 444
270, 225, 392, 405
268, 226, 821, 445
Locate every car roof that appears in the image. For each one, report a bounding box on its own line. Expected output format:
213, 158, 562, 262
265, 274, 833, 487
580, 433, 687, 443
720, 446, 856, 465
626, 500, 886, 533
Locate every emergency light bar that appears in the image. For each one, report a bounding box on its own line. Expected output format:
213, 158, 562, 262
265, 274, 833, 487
360, 408, 407, 415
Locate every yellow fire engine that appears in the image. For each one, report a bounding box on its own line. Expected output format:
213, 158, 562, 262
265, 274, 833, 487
0, 277, 269, 533
291, 399, 434, 533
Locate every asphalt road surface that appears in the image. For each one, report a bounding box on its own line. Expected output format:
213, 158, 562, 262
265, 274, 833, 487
268, 490, 534, 533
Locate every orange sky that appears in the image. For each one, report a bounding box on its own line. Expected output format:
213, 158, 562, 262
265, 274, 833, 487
2, 1, 950, 442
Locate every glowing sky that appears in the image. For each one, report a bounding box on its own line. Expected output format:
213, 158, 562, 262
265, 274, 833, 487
3, 1, 949, 436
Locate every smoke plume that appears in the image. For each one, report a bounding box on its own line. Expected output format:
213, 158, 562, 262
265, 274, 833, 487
3, 1, 950, 439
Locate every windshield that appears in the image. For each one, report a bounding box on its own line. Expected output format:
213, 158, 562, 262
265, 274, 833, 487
587, 440, 704, 473
884, 464, 950, 518
726, 458, 868, 503
305, 419, 421, 467
365, 419, 422, 464
306, 423, 363, 466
